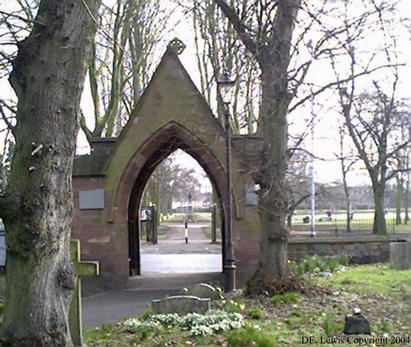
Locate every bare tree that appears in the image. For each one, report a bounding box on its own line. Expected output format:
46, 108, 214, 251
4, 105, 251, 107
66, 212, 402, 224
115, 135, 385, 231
142, 153, 201, 222
393, 106, 410, 225
213, 0, 302, 280
336, 123, 357, 232
0, 0, 101, 344
210, 0, 408, 279
187, 0, 260, 133
336, 85, 409, 234
80, 0, 170, 142
0, 1, 40, 163
286, 151, 327, 229
326, 0, 409, 235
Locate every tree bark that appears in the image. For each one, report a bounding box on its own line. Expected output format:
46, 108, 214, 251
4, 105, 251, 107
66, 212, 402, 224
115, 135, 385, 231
395, 175, 403, 225
405, 172, 409, 224
372, 183, 387, 235
287, 213, 293, 229
1, 1, 101, 345
214, 0, 301, 280
252, 0, 300, 279
343, 179, 352, 232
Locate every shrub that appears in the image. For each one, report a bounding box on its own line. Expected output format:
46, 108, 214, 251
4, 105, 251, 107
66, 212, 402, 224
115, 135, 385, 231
328, 258, 341, 272
321, 313, 339, 336
100, 323, 115, 334
271, 292, 301, 305
297, 261, 306, 276
140, 308, 152, 321
304, 257, 317, 273
337, 255, 350, 266
224, 300, 245, 313
294, 255, 350, 275
282, 292, 301, 304
248, 309, 263, 320
272, 295, 282, 306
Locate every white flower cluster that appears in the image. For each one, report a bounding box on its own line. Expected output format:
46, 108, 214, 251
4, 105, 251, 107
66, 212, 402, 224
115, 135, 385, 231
122, 310, 245, 337
184, 310, 244, 336
123, 318, 162, 333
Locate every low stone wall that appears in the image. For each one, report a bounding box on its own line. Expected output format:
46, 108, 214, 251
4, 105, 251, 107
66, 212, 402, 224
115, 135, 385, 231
288, 236, 408, 264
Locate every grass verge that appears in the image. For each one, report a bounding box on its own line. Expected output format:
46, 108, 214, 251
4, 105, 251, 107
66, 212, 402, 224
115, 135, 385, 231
84, 263, 411, 346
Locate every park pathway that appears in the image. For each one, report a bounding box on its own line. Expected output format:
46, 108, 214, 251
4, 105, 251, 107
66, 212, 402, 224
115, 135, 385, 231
140, 218, 222, 273
83, 219, 223, 328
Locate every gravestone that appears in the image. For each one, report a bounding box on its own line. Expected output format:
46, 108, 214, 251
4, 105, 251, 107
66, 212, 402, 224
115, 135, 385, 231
390, 241, 411, 270
69, 240, 100, 346
151, 295, 210, 314
344, 309, 371, 335
183, 283, 223, 300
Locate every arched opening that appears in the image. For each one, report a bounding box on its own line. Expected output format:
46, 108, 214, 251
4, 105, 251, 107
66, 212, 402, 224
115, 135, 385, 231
130, 150, 223, 275
125, 122, 228, 277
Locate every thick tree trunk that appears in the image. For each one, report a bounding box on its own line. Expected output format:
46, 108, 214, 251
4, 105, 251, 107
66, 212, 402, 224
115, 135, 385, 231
253, 70, 290, 279
346, 203, 352, 233
405, 174, 409, 224
252, 1, 300, 280
1, 1, 101, 345
395, 175, 403, 225
372, 183, 387, 235
214, 0, 300, 280
343, 182, 352, 232
341, 161, 352, 232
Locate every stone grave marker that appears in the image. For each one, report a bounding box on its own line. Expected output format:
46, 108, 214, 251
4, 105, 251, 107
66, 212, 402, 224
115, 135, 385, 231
151, 295, 210, 315
343, 308, 371, 335
183, 283, 223, 300
69, 239, 100, 346
390, 241, 411, 270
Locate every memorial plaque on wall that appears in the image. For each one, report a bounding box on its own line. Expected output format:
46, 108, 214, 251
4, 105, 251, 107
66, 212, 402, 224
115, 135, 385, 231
79, 189, 105, 210
245, 186, 258, 206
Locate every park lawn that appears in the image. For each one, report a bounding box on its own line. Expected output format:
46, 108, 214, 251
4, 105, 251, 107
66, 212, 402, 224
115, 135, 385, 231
84, 263, 411, 347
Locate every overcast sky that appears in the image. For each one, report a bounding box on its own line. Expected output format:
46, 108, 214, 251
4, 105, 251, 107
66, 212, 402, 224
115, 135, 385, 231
1, 0, 410, 188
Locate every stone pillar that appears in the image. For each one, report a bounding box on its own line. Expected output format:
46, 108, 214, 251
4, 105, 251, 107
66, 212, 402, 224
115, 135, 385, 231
389, 241, 411, 270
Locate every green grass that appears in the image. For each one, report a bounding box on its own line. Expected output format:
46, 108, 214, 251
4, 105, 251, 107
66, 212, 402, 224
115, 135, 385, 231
84, 263, 411, 346
228, 327, 275, 347
316, 264, 411, 297
248, 309, 263, 319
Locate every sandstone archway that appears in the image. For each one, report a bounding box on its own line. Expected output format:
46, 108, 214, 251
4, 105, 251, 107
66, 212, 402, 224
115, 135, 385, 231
73, 47, 261, 290
125, 122, 228, 275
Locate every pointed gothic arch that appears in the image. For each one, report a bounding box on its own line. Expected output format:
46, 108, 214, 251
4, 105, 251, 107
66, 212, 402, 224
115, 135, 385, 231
73, 47, 262, 290
124, 121, 228, 275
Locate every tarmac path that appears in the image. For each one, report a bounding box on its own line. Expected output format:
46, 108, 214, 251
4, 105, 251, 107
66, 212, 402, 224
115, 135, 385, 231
140, 221, 222, 273
83, 219, 223, 328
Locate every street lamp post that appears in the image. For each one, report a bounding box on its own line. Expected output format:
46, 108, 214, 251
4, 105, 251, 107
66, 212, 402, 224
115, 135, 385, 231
309, 85, 316, 238
217, 73, 236, 292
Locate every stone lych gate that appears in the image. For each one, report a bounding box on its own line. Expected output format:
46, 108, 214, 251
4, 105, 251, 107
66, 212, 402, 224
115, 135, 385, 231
73, 46, 264, 291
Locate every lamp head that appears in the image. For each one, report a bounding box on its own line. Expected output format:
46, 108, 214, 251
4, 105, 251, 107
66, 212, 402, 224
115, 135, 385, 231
217, 73, 235, 105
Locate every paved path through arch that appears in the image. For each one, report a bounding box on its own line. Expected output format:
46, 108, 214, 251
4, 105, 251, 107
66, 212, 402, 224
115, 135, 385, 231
140, 219, 222, 273
83, 220, 223, 328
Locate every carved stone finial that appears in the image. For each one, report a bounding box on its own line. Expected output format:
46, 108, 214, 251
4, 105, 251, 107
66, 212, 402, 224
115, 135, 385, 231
168, 38, 186, 55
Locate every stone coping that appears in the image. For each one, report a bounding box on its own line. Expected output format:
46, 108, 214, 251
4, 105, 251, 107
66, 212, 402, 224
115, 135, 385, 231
152, 295, 211, 303
288, 236, 408, 245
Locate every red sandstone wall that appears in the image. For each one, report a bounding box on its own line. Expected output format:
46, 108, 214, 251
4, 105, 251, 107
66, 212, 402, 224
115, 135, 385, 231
73, 176, 129, 287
